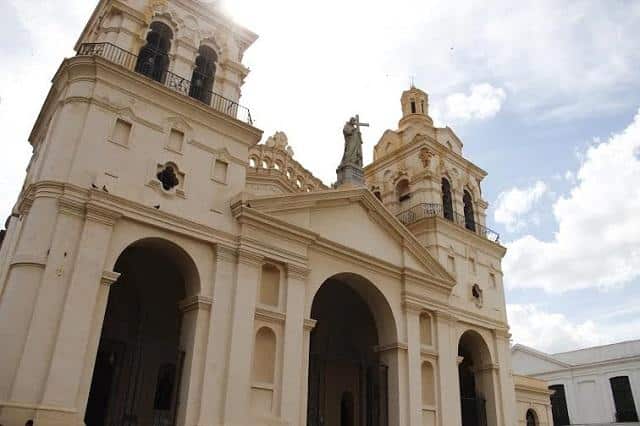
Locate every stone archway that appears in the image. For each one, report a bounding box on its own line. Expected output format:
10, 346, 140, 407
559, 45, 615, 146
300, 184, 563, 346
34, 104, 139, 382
85, 238, 200, 426
458, 330, 497, 426
307, 273, 397, 426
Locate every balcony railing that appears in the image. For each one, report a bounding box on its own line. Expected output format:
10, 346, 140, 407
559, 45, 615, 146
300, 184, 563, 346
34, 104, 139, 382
77, 42, 253, 125
396, 203, 500, 243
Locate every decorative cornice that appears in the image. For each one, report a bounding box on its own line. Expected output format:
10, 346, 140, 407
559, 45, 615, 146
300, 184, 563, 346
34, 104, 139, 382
237, 248, 263, 267
101, 270, 121, 287
57, 197, 85, 218
179, 295, 213, 313
215, 244, 237, 263
85, 202, 122, 226
255, 307, 286, 324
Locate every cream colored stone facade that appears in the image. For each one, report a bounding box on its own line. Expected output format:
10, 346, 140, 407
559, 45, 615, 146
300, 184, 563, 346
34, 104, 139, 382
0, 1, 549, 425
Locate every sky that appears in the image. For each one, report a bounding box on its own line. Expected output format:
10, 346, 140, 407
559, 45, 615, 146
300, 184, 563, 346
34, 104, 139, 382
1, 0, 639, 354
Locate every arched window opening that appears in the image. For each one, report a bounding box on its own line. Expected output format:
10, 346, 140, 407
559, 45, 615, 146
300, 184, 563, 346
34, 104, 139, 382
189, 45, 217, 104
259, 264, 280, 307
420, 313, 432, 346
610, 376, 639, 422
252, 327, 277, 384
249, 157, 257, 168
463, 190, 476, 231
396, 179, 411, 204
421, 362, 435, 406
549, 384, 571, 426
441, 178, 453, 221
340, 392, 355, 426
262, 159, 270, 169
526, 409, 537, 426
135, 22, 173, 83
411, 100, 417, 114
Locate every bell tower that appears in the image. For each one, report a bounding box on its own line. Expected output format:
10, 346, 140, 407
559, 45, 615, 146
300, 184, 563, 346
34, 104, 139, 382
399, 86, 434, 129
0, 1, 261, 425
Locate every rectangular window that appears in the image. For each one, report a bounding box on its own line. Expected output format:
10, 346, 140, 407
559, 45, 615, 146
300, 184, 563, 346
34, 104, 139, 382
168, 129, 184, 152
112, 119, 132, 146
549, 384, 571, 426
213, 159, 228, 183
610, 376, 639, 422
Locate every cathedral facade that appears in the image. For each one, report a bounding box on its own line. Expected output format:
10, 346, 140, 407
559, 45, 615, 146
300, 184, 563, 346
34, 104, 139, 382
0, 1, 551, 425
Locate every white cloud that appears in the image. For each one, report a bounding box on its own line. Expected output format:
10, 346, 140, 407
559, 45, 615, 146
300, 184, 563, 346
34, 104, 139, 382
504, 109, 640, 293
494, 181, 547, 232
508, 304, 604, 353
508, 304, 640, 353
444, 83, 507, 121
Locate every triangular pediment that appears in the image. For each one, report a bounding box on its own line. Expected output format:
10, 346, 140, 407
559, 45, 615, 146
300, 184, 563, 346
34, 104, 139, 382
234, 188, 455, 287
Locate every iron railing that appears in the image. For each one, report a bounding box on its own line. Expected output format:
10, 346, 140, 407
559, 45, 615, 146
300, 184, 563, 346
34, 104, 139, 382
77, 42, 253, 125
396, 203, 500, 243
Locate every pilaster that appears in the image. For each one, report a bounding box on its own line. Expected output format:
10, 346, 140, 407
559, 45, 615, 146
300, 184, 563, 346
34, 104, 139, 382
435, 311, 462, 426
280, 264, 310, 424
178, 295, 213, 426
223, 249, 263, 424
198, 244, 237, 425
405, 302, 424, 426
40, 204, 120, 413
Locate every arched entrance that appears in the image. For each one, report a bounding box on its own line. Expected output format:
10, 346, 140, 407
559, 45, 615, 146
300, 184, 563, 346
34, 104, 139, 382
85, 239, 199, 426
307, 273, 395, 426
458, 330, 497, 426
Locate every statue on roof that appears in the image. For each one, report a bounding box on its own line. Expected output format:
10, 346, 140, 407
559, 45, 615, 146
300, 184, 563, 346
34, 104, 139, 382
336, 115, 368, 188
340, 115, 368, 168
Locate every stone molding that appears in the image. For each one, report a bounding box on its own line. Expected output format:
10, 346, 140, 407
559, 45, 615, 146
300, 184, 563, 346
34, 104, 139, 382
303, 318, 317, 331
10, 255, 48, 269
85, 202, 122, 227
215, 244, 237, 263
237, 249, 263, 267
375, 342, 409, 353
286, 264, 310, 280
179, 295, 213, 313
101, 271, 121, 287
255, 307, 286, 325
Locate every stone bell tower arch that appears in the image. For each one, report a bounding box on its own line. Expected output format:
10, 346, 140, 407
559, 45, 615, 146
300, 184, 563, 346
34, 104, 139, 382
0, 1, 261, 425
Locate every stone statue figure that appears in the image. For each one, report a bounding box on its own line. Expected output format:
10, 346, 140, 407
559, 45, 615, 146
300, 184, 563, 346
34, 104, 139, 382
336, 115, 369, 188
340, 116, 368, 168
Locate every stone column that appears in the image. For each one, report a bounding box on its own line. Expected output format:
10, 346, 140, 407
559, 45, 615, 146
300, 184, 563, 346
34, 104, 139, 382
405, 304, 423, 426
177, 295, 213, 426
435, 312, 462, 426
0, 212, 21, 297
279, 264, 309, 424
38, 204, 120, 424
222, 249, 262, 425
197, 245, 237, 426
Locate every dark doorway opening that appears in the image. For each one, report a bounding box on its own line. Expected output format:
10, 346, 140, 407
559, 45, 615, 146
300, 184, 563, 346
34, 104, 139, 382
85, 241, 190, 426
307, 277, 388, 426
458, 331, 494, 426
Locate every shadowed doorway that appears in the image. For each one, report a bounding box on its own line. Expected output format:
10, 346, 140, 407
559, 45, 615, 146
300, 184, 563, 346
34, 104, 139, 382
85, 239, 198, 426
307, 274, 389, 426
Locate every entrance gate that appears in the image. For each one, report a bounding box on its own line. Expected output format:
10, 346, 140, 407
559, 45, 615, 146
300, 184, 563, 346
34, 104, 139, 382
307, 357, 388, 426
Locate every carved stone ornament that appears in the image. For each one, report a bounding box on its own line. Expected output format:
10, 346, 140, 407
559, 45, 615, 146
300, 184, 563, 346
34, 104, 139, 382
419, 148, 433, 168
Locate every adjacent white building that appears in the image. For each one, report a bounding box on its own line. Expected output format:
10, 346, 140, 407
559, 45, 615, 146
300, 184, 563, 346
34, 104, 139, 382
512, 340, 640, 426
